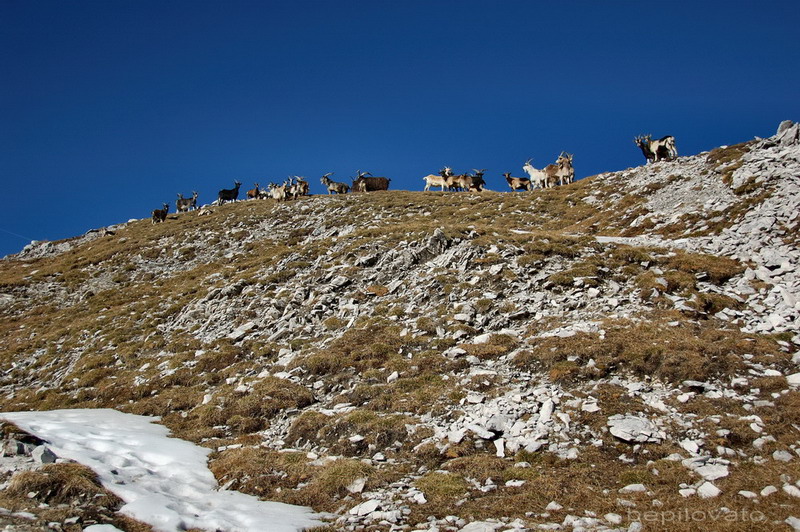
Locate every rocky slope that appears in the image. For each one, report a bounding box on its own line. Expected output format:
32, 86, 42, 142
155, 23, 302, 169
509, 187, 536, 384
1, 121, 799, 531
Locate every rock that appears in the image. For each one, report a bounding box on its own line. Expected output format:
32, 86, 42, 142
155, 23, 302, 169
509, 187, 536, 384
346, 477, 367, 494
784, 485, 800, 498
493, 438, 505, 458
607, 415, 664, 443
773, 450, 794, 462
787, 516, 800, 532
31, 445, 57, 464
448, 429, 465, 444
460, 521, 503, 532
619, 484, 647, 493
697, 481, 721, 498
466, 424, 494, 439
693, 463, 729, 481
227, 321, 256, 341
777, 120, 795, 135
679, 439, 700, 454
539, 399, 554, 424
466, 392, 485, 404
349, 499, 381, 516
760, 485, 778, 497
3, 439, 30, 456
545, 501, 563, 512
330, 276, 350, 289
581, 401, 601, 413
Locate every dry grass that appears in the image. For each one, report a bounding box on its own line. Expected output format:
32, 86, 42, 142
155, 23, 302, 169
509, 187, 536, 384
706, 141, 755, 187
0, 462, 152, 531
516, 317, 785, 385
210, 447, 383, 512
6, 462, 120, 506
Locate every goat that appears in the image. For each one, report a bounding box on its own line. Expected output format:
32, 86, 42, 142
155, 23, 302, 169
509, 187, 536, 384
352, 170, 390, 192
634, 135, 677, 164
295, 176, 310, 197
176, 191, 198, 212
247, 183, 260, 200
151, 203, 169, 224
217, 180, 242, 204
454, 168, 486, 192
267, 182, 288, 201
522, 159, 548, 189
452, 169, 486, 192
542, 163, 560, 188
504, 172, 533, 192
557, 152, 575, 185
542, 153, 573, 187
321, 172, 350, 194
284, 176, 308, 200
423, 167, 456, 191
464, 169, 487, 192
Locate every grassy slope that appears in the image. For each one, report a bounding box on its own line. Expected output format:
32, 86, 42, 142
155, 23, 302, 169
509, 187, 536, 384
1, 144, 798, 531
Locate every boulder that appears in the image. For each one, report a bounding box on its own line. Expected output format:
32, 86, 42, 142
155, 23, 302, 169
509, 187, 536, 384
607, 415, 664, 443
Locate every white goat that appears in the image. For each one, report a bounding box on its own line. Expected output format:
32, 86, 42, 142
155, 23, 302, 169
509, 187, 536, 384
522, 159, 548, 189
268, 182, 288, 201
423, 167, 455, 191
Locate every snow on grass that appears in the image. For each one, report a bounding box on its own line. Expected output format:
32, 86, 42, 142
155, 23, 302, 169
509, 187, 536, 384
0, 409, 323, 532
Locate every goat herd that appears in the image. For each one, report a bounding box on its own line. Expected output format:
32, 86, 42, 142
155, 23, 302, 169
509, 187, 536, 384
151, 135, 677, 224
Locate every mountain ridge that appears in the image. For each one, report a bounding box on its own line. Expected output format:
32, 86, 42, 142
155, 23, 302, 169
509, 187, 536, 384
1, 121, 799, 531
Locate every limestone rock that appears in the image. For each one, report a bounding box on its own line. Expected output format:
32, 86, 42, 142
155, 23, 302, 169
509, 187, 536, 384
607, 415, 664, 443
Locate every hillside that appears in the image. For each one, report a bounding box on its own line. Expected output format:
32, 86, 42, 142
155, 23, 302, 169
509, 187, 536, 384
1, 121, 799, 531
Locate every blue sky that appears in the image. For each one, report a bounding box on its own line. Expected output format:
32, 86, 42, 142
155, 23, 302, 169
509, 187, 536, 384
2, 1, 799, 257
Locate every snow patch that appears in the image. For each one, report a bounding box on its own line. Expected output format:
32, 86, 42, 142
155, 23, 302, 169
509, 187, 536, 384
1, 409, 322, 532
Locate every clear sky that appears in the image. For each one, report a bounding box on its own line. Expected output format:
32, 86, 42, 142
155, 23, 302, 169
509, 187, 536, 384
2, 1, 798, 257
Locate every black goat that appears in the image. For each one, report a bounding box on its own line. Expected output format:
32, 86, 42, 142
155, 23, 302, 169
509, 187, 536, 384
151, 203, 169, 224
218, 181, 242, 204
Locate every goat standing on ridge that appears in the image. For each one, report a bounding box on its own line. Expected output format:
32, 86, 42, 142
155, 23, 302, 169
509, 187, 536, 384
321, 173, 350, 194
557, 152, 574, 185
465, 169, 487, 192
522, 159, 548, 189
151, 203, 169, 224
423, 167, 455, 191
634, 135, 677, 164
176, 191, 198, 212
217, 180, 242, 204
504, 172, 533, 191
268, 182, 288, 201
352, 170, 390, 192
247, 183, 260, 200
